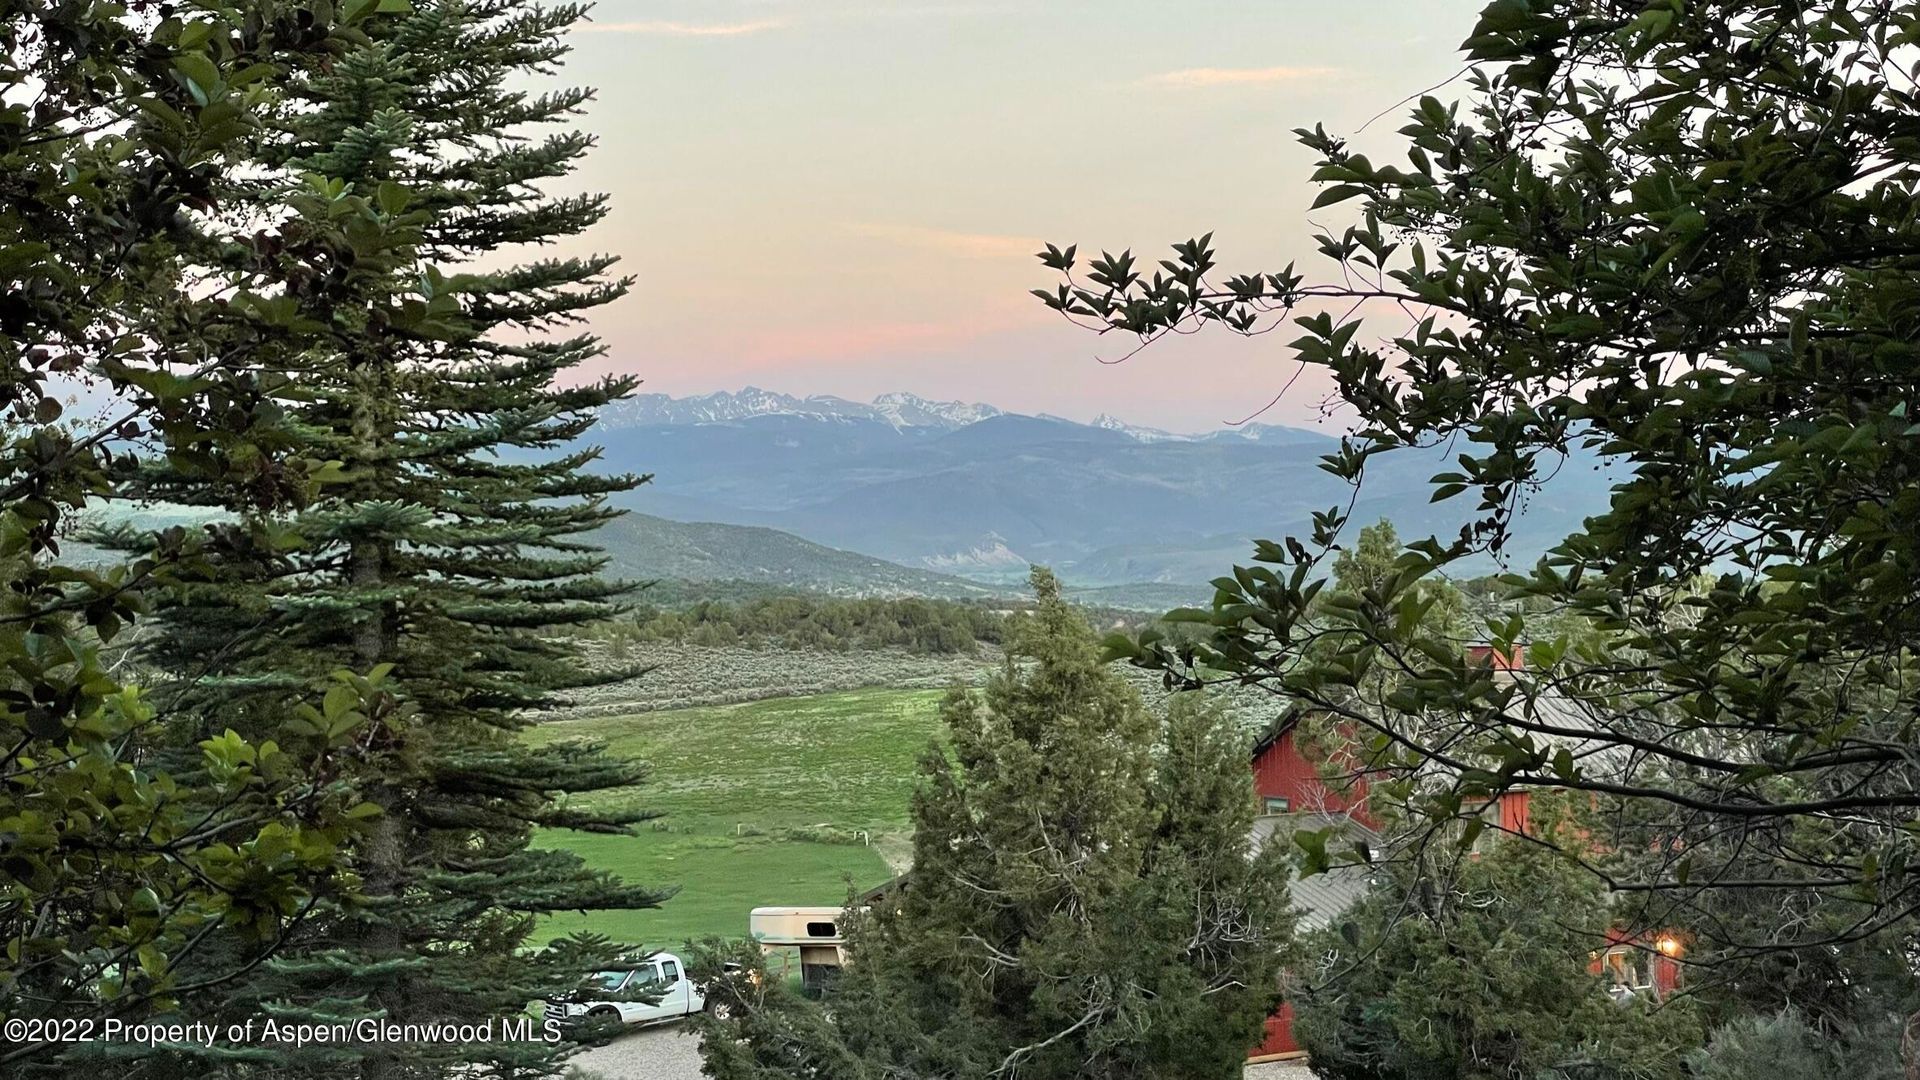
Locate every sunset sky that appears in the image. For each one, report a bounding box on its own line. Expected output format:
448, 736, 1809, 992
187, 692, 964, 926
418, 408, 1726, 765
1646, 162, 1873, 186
558, 0, 1485, 432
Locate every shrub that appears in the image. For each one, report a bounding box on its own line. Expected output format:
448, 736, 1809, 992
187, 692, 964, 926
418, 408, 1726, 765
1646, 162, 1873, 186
1685, 1010, 1905, 1080
1293, 831, 1703, 1080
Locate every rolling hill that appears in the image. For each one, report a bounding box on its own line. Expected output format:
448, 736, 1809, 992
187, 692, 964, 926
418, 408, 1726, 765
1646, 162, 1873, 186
592, 513, 1005, 599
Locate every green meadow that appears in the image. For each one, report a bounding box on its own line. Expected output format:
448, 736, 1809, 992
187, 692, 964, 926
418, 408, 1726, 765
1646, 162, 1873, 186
525, 687, 951, 945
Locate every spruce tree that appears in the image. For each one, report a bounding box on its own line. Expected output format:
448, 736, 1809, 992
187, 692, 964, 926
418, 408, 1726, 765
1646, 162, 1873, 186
698, 568, 1294, 1080
3, 3, 409, 1073
121, 2, 664, 1076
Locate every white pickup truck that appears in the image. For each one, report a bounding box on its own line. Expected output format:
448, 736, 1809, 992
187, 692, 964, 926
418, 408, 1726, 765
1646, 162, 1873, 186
549, 952, 708, 1029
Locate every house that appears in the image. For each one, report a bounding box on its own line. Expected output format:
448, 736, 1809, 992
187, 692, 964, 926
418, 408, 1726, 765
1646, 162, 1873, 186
1244, 643, 1685, 1063
1245, 709, 1378, 1061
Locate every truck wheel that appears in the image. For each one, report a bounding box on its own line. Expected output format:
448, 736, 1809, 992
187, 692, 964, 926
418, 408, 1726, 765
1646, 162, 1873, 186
580, 1006, 622, 1044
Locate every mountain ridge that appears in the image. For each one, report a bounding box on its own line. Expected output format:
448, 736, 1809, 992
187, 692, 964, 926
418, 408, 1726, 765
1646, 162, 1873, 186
592, 388, 1617, 589
601, 388, 1006, 431
591, 513, 1208, 610
593, 513, 1004, 599
602, 387, 1330, 444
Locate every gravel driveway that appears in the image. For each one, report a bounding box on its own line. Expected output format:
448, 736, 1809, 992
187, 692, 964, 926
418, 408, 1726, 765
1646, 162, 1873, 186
563, 1021, 1314, 1080
565, 1022, 705, 1080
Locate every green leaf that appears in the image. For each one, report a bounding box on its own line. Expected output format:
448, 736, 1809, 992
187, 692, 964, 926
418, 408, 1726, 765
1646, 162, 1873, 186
173, 53, 221, 103
376, 181, 411, 215
177, 20, 215, 49
323, 684, 358, 722
1311, 185, 1369, 209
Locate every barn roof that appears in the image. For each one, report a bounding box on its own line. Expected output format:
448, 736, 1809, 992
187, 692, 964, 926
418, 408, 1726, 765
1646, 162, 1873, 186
1292, 863, 1374, 931
1245, 675, 1633, 782
1248, 706, 1307, 762
1521, 683, 1634, 777
1251, 810, 1377, 931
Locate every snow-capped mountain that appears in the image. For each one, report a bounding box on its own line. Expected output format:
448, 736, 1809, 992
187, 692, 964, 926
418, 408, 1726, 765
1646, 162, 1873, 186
597, 387, 1343, 447
1086, 413, 1329, 445
600, 388, 870, 427
1089, 413, 1188, 442
601, 388, 1001, 431
872, 391, 1002, 429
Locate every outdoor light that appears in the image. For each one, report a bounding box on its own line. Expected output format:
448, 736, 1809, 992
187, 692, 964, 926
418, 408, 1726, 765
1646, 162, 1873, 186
1656, 936, 1682, 956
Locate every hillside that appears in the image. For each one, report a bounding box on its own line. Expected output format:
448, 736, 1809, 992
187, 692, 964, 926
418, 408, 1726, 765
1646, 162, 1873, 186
593, 512, 1004, 599
72, 501, 1204, 610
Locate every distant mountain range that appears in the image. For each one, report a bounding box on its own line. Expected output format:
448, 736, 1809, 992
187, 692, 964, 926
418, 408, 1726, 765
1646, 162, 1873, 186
590, 388, 1619, 590
601, 388, 1003, 431
601, 387, 1327, 445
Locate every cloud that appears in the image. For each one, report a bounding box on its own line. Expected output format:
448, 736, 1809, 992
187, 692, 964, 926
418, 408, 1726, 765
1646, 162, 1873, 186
848, 222, 1041, 260
581, 18, 787, 36
1141, 65, 1337, 88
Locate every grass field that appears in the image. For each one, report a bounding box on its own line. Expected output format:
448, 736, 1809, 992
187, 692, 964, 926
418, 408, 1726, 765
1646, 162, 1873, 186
525, 687, 950, 946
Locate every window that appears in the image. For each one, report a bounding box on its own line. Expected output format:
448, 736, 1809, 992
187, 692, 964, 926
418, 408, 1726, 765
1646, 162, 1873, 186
592, 971, 629, 992
631, 963, 666, 989
805, 921, 837, 937
1602, 947, 1652, 992
1262, 796, 1291, 815
1454, 799, 1503, 854
660, 959, 680, 984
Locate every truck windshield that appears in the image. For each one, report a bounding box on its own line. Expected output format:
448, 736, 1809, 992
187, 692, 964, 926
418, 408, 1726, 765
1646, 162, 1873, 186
591, 971, 628, 991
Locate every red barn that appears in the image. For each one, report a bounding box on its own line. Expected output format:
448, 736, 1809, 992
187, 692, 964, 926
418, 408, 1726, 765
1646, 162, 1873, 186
1244, 643, 1686, 1064
1250, 715, 1378, 828
1245, 715, 1380, 1062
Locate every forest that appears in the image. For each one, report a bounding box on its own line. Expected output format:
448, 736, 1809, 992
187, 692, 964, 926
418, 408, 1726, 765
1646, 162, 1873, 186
611, 593, 1005, 654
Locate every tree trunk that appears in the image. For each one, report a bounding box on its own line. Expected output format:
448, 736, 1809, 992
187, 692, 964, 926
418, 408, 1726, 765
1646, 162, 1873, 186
350, 380, 405, 1080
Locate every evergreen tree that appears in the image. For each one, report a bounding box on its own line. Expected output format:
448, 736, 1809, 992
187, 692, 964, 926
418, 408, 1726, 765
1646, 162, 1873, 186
118, 2, 664, 1075
3, 3, 401, 1072
697, 568, 1294, 1080
1293, 820, 1704, 1080
1687, 1009, 1905, 1080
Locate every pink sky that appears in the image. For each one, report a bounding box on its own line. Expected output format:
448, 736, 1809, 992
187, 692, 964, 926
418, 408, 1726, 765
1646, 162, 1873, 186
551, 0, 1483, 433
